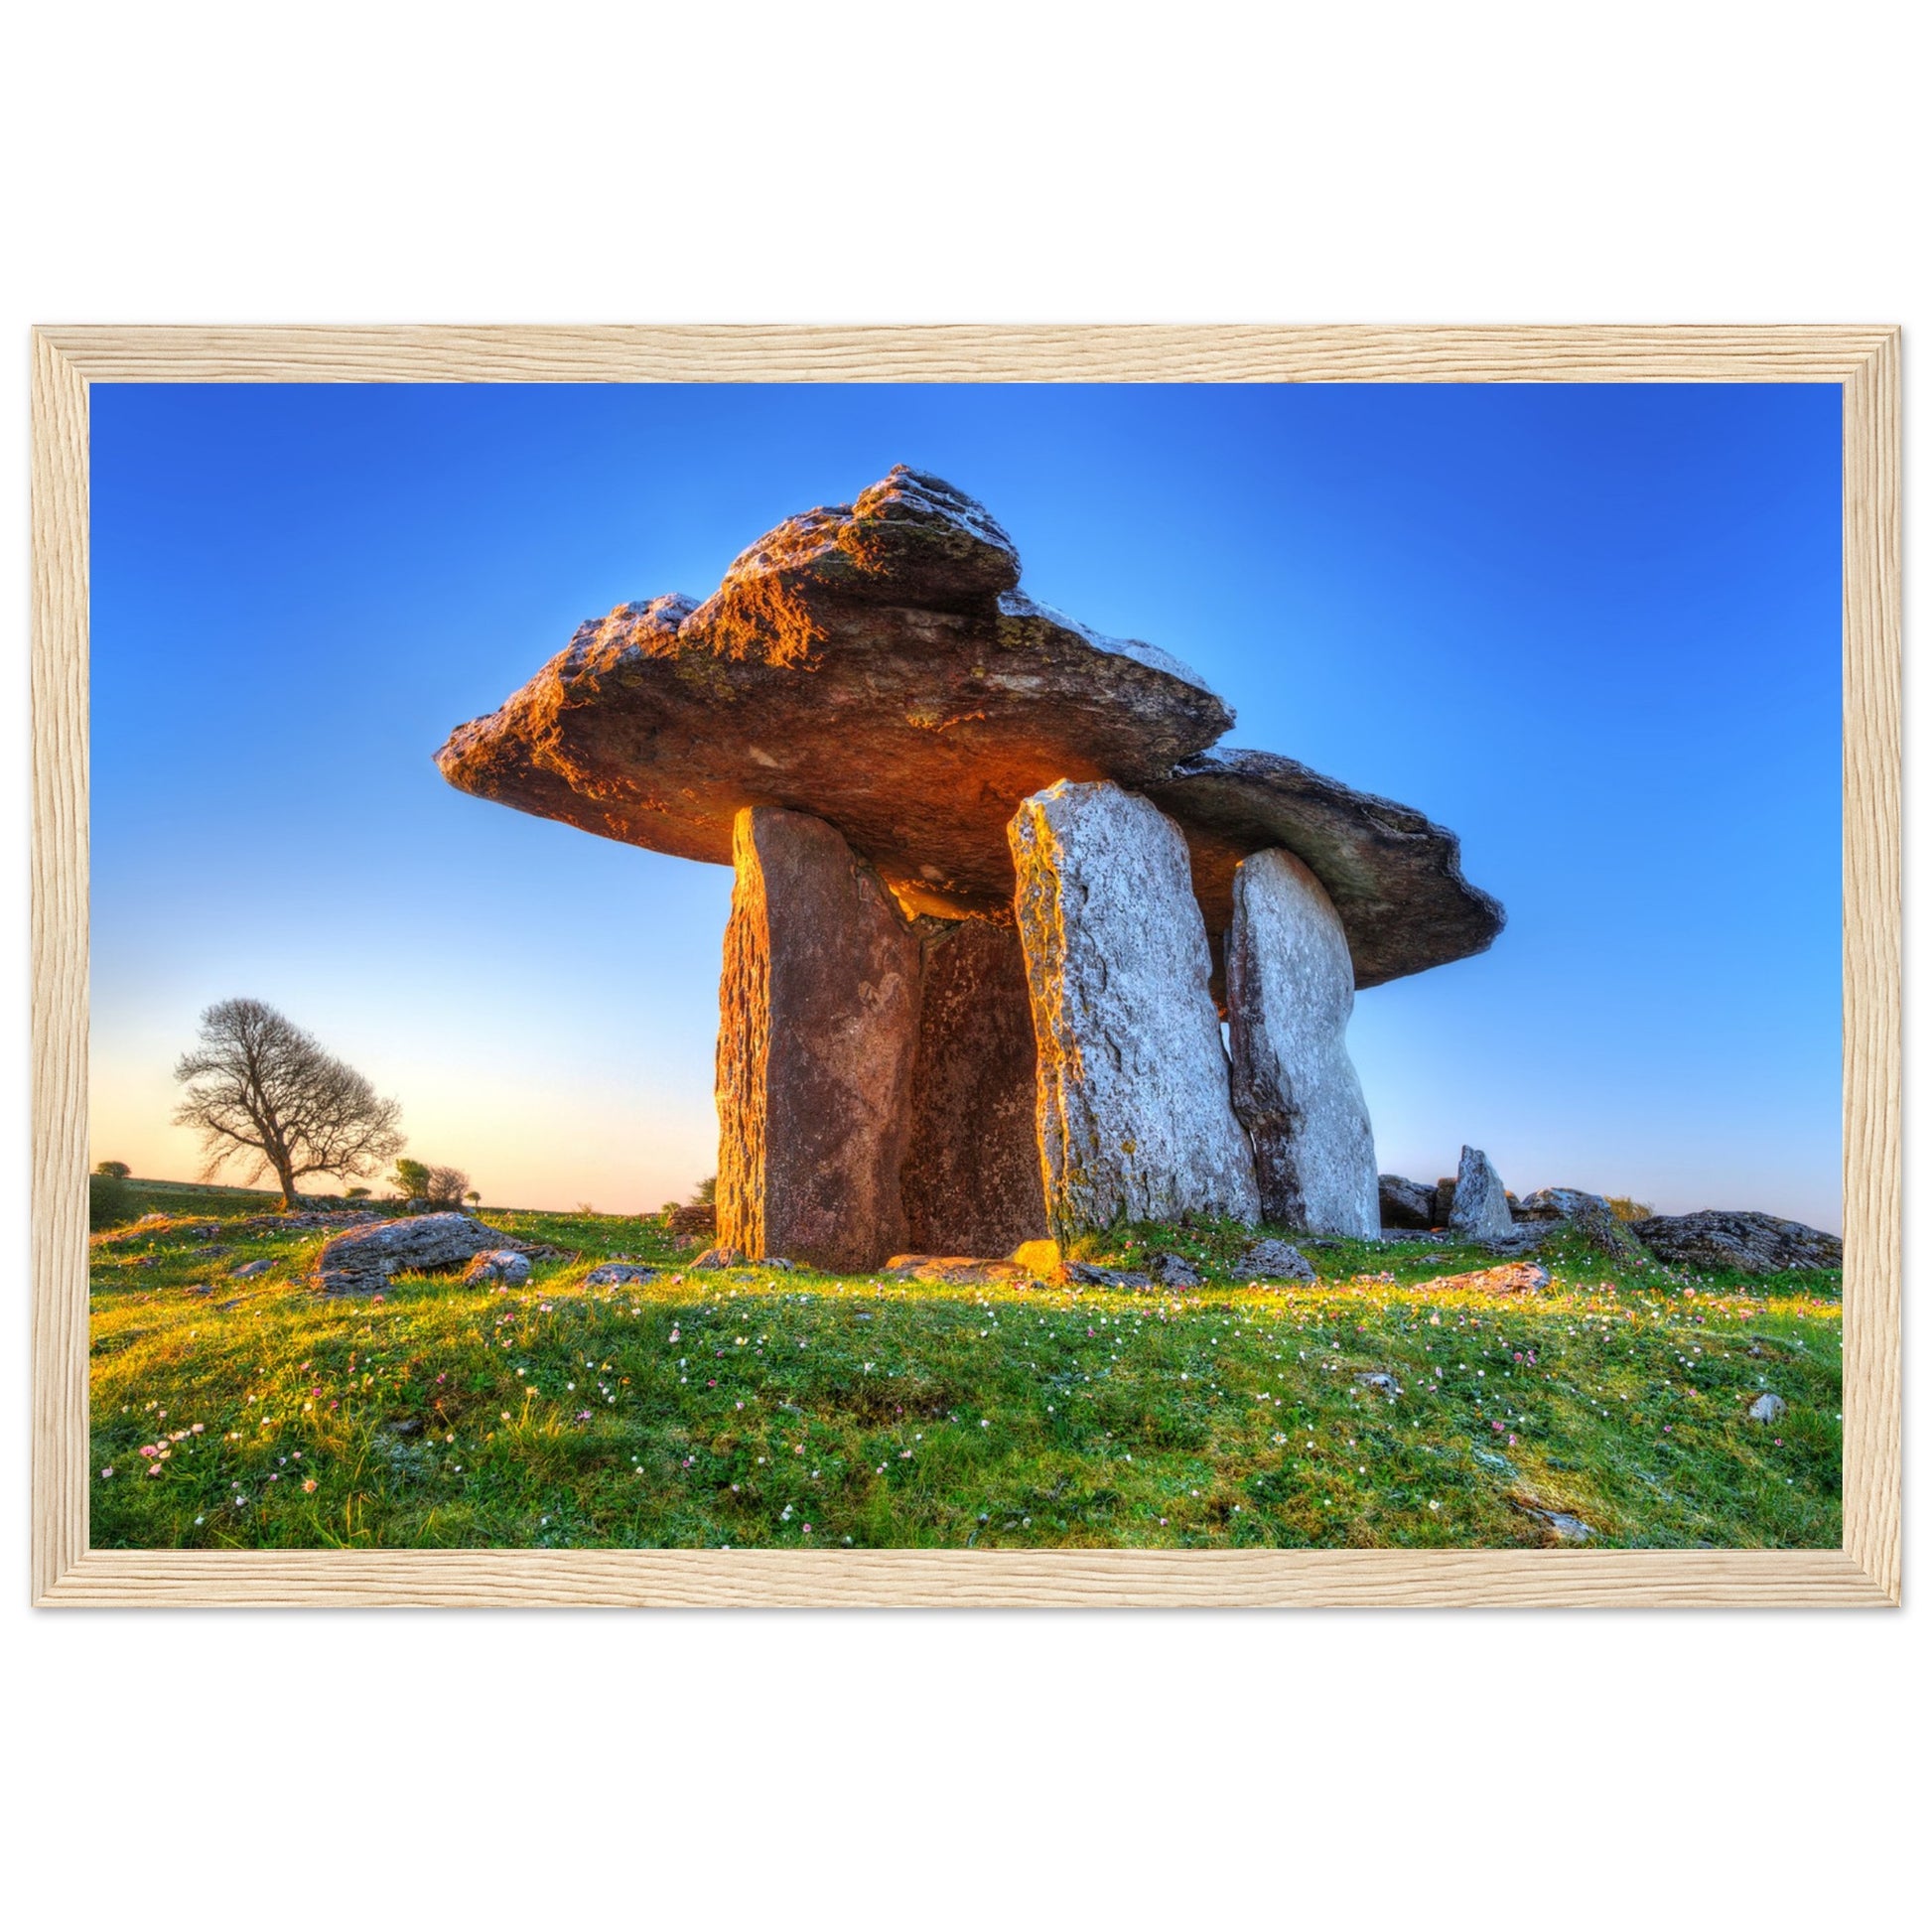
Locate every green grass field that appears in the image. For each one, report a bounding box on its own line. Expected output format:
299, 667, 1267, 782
88, 1182, 1840, 1552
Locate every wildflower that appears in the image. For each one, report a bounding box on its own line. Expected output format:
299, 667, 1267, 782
99, 1467, 113, 1479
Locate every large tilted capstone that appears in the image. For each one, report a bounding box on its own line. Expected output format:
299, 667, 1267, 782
716, 806, 922, 1271
1226, 848, 1378, 1237
1010, 779, 1261, 1239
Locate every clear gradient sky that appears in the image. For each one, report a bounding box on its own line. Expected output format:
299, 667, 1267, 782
89, 382, 1843, 1228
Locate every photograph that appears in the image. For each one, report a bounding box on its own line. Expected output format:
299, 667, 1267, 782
83, 376, 1846, 1556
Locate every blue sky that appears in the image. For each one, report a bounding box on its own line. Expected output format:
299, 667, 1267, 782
89, 381, 1843, 1227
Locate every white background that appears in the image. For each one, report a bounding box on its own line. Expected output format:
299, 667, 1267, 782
3, 4, 1924, 1925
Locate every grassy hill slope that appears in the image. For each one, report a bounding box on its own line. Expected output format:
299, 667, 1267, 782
88, 1199, 1841, 1552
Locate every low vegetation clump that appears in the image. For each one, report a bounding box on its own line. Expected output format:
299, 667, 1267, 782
89, 1182, 1841, 1553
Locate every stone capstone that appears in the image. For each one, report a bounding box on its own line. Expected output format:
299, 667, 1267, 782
1631, 1211, 1843, 1276
1225, 847, 1378, 1236
1009, 780, 1261, 1240
1142, 747, 1505, 994
436, 467, 1232, 923
715, 806, 922, 1272
312, 1212, 526, 1296
1378, 1175, 1438, 1231
1448, 1146, 1513, 1243
898, 915, 1047, 1257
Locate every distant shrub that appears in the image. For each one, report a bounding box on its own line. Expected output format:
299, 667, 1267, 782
94, 1159, 132, 1179
575, 1201, 596, 1216
692, 1175, 717, 1205
1606, 1196, 1654, 1222
391, 1158, 430, 1201
88, 1173, 135, 1230
345, 1185, 370, 1199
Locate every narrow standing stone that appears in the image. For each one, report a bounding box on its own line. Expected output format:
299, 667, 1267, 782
1008, 779, 1260, 1241
1449, 1145, 1513, 1242
716, 806, 922, 1269
899, 917, 1048, 1257
1225, 847, 1379, 1236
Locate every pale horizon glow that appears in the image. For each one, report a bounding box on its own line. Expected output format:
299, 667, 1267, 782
89, 383, 1843, 1229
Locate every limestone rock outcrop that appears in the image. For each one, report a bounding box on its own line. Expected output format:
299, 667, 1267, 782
1379, 1174, 1438, 1230
313, 1212, 526, 1296
1010, 779, 1260, 1239
1226, 848, 1378, 1236
1631, 1210, 1842, 1276
716, 806, 922, 1271
899, 917, 1047, 1257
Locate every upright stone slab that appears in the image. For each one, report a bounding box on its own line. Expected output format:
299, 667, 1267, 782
1008, 779, 1260, 1240
899, 918, 1048, 1257
1225, 848, 1379, 1236
1448, 1145, 1513, 1242
716, 806, 922, 1270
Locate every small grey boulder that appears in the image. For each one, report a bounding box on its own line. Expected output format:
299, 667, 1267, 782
1233, 1238, 1316, 1282
312, 1212, 526, 1296
1147, 1252, 1203, 1289
1747, 1392, 1788, 1424
582, 1262, 658, 1287
691, 1246, 748, 1270
463, 1250, 531, 1286
1355, 1370, 1402, 1398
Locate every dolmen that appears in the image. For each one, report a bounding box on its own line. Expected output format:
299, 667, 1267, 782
437, 468, 1504, 1269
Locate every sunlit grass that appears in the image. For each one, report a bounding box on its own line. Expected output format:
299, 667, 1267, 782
89, 1199, 1842, 1552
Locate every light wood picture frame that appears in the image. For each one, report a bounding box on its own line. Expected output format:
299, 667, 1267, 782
31, 324, 1901, 1608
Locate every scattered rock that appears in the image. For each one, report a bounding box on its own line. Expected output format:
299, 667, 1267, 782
1631, 1211, 1843, 1276
1060, 1262, 1154, 1290
1011, 779, 1261, 1239
435, 466, 1231, 925
1147, 1252, 1203, 1289
231, 1259, 276, 1278
1232, 1238, 1316, 1282
581, 1261, 657, 1287
716, 805, 923, 1271
1516, 1186, 1644, 1261
1416, 1261, 1552, 1298
1747, 1392, 1788, 1424
900, 915, 1048, 1257
1378, 1174, 1437, 1231
882, 1254, 1030, 1286
691, 1246, 748, 1270
462, 1250, 532, 1286
664, 1201, 717, 1238
182, 1283, 213, 1297
1516, 1503, 1592, 1543
1225, 847, 1378, 1236
1448, 1146, 1513, 1243
311, 1212, 528, 1297
1355, 1370, 1402, 1397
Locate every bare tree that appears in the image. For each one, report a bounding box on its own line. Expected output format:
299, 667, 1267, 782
173, 998, 404, 1210
424, 1165, 470, 1207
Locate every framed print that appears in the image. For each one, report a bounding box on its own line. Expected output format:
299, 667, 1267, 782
31, 325, 1900, 1606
